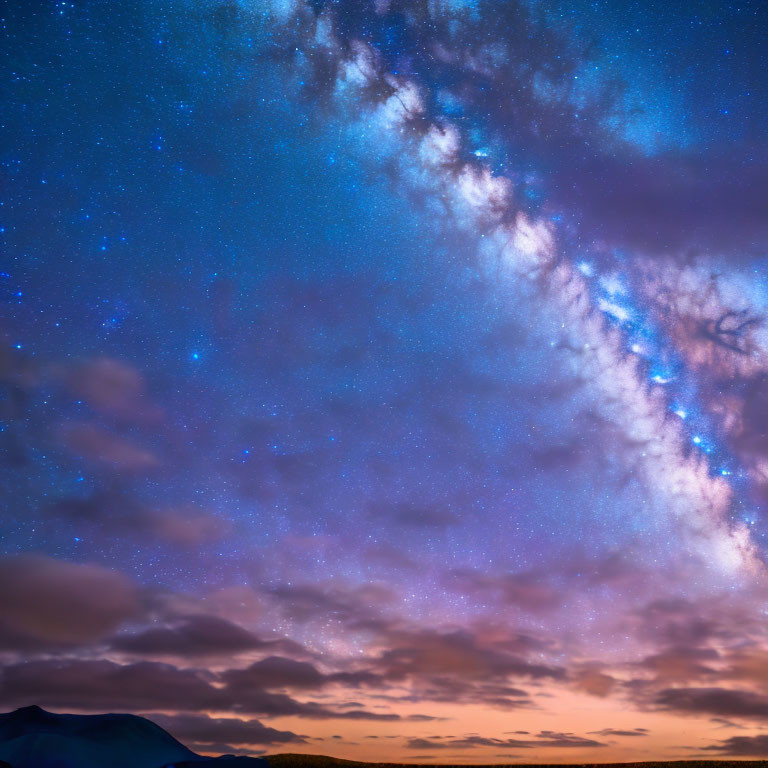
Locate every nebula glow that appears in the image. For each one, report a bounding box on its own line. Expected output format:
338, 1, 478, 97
2, 0, 768, 762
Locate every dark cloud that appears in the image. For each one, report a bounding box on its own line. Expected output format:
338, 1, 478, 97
149, 713, 306, 748
639, 647, 719, 683
0, 658, 399, 720
111, 615, 298, 657
65, 357, 163, 426
572, 669, 618, 698
266, 582, 396, 628
56, 422, 159, 472
533, 731, 608, 749
629, 598, 738, 648
218, 624, 557, 710
700, 734, 768, 756
221, 656, 391, 711
48, 491, 230, 549
406, 738, 450, 750
446, 568, 561, 612
0, 622, 53, 654
0, 659, 221, 713
405, 731, 606, 750
223, 656, 327, 690
0, 555, 139, 647
554, 150, 768, 259
589, 728, 649, 737
654, 687, 768, 721
371, 628, 564, 683
710, 717, 747, 729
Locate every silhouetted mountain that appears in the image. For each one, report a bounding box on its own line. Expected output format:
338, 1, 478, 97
0, 705, 202, 768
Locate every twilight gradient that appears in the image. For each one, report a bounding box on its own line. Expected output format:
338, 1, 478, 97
2, 0, 768, 762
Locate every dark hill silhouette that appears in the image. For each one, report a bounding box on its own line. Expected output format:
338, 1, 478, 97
0, 705, 204, 768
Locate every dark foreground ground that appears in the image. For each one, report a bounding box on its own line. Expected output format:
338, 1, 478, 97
265, 758, 768, 768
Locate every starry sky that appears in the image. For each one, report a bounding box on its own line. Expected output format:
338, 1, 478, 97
2, 0, 768, 762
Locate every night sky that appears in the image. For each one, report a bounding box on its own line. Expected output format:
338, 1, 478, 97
2, 0, 768, 762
